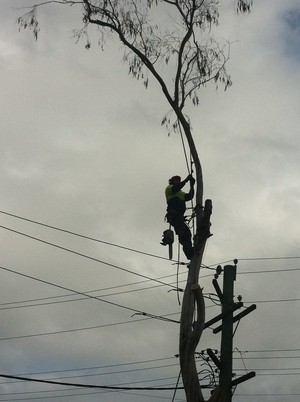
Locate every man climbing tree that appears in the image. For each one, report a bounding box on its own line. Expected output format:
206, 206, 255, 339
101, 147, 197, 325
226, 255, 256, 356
164, 174, 195, 260
18, 1, 253, 401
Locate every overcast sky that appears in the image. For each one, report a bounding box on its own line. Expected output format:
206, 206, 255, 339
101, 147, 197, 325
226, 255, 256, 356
0, 1, 299, 401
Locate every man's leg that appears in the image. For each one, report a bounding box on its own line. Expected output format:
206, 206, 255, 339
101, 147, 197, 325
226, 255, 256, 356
172, 217, 193, 260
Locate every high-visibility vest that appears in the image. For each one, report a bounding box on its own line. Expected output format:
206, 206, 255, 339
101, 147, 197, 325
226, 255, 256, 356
165, 185, 186, 202
165, 185, 186, 214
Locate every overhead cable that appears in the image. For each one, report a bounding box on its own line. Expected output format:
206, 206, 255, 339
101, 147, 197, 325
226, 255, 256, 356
0, 210, 173, 262
1, 210, 300, 266
12, 356, 176, 377
0, 373, 184, 390
0, 225, 178, 290
0, 265, 179, 325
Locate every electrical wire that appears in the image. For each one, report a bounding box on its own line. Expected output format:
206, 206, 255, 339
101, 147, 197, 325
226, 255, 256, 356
233, 356, 300, 360
2, 212, 300, 269
0, 210, 172, 262
0, 280, 187, 311
0, 265, 180, 325
209, 256, 300, 268
0, 315, 174, 341
0, 225, 179, 290
235, 393, 300, 397
5, 210, 298, 275
244, 297, 300, 304
239, 348, 300, 353
11, 356, 177, 378
240, 267, 300, 274
234, 367, 300, 372
0, 270, 187, 310
3, 363, 180, 384
7, 350, 299, 384
3, 304, 235, 340
239, 256, 300, 261
0, 388, 185, 402
0, 373, 185, 391
0, 375, 186, 398
0, 270, 216, 312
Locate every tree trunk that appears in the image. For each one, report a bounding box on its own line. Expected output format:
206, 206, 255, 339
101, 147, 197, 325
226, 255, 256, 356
179, 215, 212, 401
178, 115, 219, 401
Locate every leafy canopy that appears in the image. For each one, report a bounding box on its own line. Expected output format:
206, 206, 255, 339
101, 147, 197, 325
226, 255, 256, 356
18, 0, 253, 114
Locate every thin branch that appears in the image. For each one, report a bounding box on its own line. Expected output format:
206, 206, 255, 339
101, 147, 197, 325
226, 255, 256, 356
174, 1, 195, 106
16, 0, 82, 9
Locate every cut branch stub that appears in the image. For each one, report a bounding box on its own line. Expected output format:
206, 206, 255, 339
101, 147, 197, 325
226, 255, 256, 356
194, 198, 212, 251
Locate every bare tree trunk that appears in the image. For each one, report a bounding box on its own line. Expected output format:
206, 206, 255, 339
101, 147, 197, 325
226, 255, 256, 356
178, 115, 221, 401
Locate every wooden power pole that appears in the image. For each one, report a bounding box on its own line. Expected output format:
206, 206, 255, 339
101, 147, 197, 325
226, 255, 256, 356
219, 265, 236, 402
207, 262, 257, 401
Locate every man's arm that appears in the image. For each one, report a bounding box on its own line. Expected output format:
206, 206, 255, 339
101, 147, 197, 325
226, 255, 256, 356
184, 176, 195, 201
171, 174, 194, 193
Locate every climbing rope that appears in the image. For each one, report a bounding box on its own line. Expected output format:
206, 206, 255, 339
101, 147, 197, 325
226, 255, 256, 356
178, 120, 192, 176
171, 370, 182, 402
178, 120, 196, 237
176, 239, 181, 306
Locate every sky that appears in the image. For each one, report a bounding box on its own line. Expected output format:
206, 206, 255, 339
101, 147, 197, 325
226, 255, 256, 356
0, 0, 299, 401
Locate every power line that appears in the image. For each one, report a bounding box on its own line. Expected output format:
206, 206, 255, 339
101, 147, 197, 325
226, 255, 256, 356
3, 210, 299, 268
236, 393, 300, 397
241, 348, 300, 353
233, 356, 300, 360
0, 390, 184, 402
245, 297, 300, 304
0, 274, 298, 318
0, 310, 181, 341
0, 373, 184, 391
0, 266, 187, 307
9, 350, 299, 380
0, 210, 173, 262
207, 260, 300, 276
0, 376, 186, 401
0, 376, 185, 398
0, 265, 180, 325
0, 277, 299, 311
5, 363, 180, 384
234, 367, 300, 371
210, 256, 300, 267
239, 256, 300, 261
0, 316, 151, 341
239, 268, 300, 274
0, 225, 180, 290
254, 372, 300, 376
0, 388, 184, 402
13, 356, 177, 377
0, 274, 187, 311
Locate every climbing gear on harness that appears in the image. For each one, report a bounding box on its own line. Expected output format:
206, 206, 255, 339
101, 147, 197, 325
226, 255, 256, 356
160, 228, 174, 260
160, 229, 174, 246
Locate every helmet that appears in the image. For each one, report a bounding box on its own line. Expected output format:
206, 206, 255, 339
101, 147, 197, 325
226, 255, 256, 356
169, 175, 181, 184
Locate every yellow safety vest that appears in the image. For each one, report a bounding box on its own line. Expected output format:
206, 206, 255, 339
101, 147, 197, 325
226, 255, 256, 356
165, 185, 186, 202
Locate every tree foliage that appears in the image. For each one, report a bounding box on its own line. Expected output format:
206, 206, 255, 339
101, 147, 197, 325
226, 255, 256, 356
17, 1, 251, 112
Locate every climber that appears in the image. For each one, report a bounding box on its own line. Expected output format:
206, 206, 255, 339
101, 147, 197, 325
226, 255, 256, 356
165, 174, 195, 260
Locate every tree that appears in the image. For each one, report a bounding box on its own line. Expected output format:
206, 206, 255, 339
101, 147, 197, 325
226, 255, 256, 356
18, 1, 253, 400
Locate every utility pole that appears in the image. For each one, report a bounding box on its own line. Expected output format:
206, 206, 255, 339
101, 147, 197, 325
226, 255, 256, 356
206, 261, 256, 401
219, 264, 236, 402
